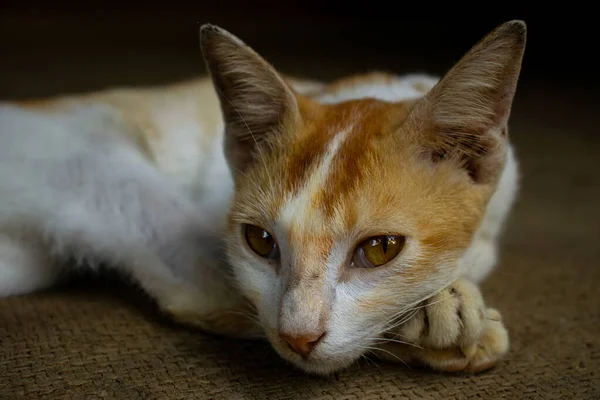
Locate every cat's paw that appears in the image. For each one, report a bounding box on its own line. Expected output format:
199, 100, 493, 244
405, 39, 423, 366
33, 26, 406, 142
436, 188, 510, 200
160, 285, 211, 327
159, 285, 263, 339
380, 278, 509, 373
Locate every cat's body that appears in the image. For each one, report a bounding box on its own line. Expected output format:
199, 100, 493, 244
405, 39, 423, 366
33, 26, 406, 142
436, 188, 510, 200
0, 21, 525, 375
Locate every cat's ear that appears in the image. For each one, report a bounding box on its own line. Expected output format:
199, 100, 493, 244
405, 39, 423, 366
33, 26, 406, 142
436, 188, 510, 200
410, 20, 526, 183
200, 24, 300, 178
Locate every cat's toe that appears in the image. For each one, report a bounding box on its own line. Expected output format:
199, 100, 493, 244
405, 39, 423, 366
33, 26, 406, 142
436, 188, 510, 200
380, 278, 509, 374
406, 310, 509, 374
465, 308, 509, 373
413, 278, 487, 350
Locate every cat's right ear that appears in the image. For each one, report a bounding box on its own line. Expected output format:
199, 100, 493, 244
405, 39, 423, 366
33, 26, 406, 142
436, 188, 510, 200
200, 24, 300, 179
405, 20, 526, 184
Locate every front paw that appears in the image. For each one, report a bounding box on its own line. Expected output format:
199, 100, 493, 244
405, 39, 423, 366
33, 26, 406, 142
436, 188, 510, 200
160, 285, 263, 339
382, 278, 509, 373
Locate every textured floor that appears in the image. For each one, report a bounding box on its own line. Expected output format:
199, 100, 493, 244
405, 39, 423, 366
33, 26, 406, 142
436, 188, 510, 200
1, 10, 599, 400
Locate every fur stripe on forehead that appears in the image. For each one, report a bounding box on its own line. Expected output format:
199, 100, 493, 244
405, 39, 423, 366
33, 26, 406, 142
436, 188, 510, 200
280, 99, 412, 228
278, 118, 351, 236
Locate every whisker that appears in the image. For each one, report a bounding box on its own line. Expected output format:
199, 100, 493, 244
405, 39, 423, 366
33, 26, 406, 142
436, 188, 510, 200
384, 308, 421, 332
365, 346, 410, 370
360, 354, 374, 368
382, 282, 458, 334
371, 337, 423, 350
386, 295, 447, 325
222, 310, 262, 326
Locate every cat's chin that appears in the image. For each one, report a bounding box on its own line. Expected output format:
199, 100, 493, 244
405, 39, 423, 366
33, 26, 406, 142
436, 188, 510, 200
261, 326, 366, 375
266, 337, 362, 375
286, 356, 359, 376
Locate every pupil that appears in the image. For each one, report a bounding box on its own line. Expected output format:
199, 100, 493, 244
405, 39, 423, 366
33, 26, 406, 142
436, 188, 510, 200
382, 237, 388, 254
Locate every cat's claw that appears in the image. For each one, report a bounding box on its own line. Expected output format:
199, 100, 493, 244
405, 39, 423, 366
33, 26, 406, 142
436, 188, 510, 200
377, 278, 509, 373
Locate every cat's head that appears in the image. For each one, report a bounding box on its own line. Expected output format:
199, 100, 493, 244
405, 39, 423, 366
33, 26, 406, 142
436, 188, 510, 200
200, 21, 526, 374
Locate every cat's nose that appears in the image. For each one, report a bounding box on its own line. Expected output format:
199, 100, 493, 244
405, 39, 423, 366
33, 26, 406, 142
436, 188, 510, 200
280, 331, 326, 357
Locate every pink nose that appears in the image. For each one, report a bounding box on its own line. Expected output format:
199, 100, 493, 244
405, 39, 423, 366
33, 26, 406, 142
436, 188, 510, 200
280, 332, 326, 357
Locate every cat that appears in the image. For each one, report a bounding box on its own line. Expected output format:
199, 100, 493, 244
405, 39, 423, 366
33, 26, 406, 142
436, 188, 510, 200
0, 20, 526, 376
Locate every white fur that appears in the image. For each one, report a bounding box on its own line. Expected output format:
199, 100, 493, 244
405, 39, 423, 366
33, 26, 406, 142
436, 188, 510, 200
150, 97, 209, 189
0, 233, 57, 296
140, 87, 233, 232
460, 146, 519, 282
0, 103, 233, 313
316, 74, 439, 103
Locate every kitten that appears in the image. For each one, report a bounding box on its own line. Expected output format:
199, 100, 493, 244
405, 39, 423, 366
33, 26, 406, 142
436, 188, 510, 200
0, 20, 526, 375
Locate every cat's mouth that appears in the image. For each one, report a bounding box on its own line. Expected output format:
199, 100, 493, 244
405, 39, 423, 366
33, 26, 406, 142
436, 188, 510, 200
264, 328, 363, 375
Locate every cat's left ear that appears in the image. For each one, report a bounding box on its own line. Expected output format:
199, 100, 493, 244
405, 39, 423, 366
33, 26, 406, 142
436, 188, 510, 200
409, 20, 527, 184
200, 24, 300, 179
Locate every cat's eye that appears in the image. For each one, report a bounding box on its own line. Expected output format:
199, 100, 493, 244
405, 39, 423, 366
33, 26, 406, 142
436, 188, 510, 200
245, 224, 280, 259
352, 235, 405, 268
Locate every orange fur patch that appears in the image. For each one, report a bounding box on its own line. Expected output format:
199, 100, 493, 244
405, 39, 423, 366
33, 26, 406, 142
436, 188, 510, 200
233, 85, 491, 286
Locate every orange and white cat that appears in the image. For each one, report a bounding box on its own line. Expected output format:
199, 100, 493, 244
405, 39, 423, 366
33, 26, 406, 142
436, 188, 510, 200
0, 21, 526, 375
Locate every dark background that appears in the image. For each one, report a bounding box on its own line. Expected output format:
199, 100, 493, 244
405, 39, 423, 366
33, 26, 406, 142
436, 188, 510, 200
1, 3, 598, 95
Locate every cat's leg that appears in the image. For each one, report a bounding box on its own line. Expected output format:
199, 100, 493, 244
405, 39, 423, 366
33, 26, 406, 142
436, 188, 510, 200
0, 234, 60, 297
36, 149, 261, 338
376, 278, 509, 373
116, 246, 262, 339
56, 214, 260, 339
163, 270, 263, 339
0, 105, 261, 338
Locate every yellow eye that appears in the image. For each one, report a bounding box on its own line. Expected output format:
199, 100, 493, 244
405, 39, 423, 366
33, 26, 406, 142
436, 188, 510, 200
245, 224, 280, 259
354, 235, 405, 268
